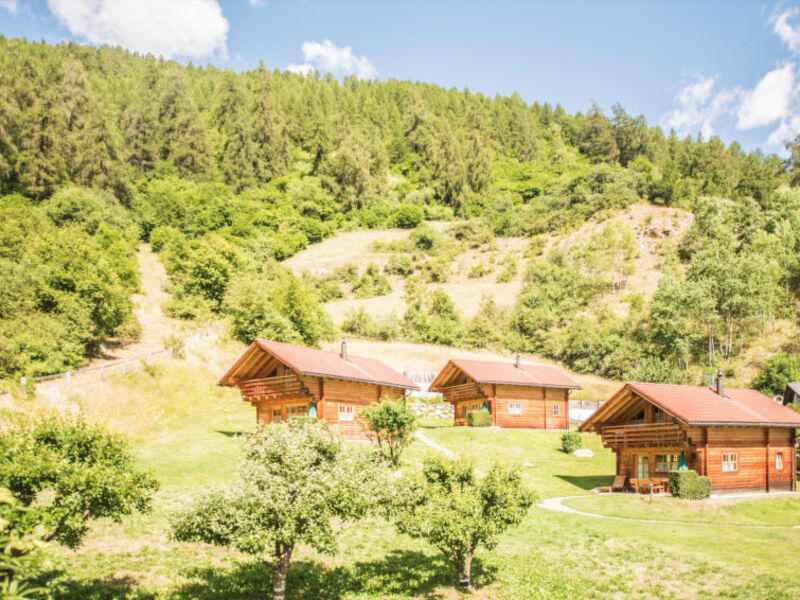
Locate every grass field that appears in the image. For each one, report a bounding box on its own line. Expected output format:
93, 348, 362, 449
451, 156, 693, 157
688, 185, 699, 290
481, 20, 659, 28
22, 362, 800, 599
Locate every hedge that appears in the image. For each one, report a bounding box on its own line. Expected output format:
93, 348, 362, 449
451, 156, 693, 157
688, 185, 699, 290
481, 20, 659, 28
668, 470, 711, 499
561, 431, 582, 453
467, 410, 492, 427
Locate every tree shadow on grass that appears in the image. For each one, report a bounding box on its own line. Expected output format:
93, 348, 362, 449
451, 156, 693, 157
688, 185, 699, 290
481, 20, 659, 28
556, 474, 614, 492
43, 550, 496, 599
215, 430, 251, 438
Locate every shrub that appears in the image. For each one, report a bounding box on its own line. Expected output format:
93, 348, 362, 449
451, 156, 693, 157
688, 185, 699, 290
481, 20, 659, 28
385, 254, 414, 276
468, 261, 490, 279
467, 410, 492, 427
496, 258, 518, 282
752, 352, 800, 398
391, 203, 424, 228
668, 470, 711, 500
342, 307, 378, 338
149, 225, 178, 252
561, 431, 582, 453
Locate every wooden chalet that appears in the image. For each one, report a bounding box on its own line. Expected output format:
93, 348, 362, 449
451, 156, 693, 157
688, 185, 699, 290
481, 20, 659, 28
430, 355, 580, 428
219, 340, 418, 440
579, 372, 800, 494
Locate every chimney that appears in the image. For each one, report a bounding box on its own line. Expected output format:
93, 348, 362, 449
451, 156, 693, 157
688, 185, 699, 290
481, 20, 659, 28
716, 368, 724, 397
515, 353, 522, 369
340, 339, 349, 361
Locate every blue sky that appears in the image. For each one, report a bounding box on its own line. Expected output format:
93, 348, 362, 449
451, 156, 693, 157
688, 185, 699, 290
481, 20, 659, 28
2, 0, 800, 154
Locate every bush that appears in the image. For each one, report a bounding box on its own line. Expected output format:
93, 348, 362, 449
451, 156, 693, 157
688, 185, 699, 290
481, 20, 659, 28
391, 204, 424, 228
668, 470, 711, 500
467, 410, 492, 427
385, 254, 414, 276
752, 352, 800, 398
468, 261, 489, 279
363, 399, 417, 466
561, 431, 582, 453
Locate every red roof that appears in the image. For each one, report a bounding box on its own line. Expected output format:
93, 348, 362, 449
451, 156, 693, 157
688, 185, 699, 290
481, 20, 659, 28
219, 340, 419, 390
584, 382, 800, 428
431, 358, 580, 390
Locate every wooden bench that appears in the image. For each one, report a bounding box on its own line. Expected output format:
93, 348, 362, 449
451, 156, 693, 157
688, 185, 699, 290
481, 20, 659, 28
597, 475, 627, 493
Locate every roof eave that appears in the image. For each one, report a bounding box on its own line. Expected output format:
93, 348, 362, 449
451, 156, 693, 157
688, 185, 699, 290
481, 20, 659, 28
688, 421, 800, 428
296, 370, 419, 391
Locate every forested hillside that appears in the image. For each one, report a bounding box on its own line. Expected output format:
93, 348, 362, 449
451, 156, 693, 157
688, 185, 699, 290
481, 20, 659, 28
2, 36, 800, 389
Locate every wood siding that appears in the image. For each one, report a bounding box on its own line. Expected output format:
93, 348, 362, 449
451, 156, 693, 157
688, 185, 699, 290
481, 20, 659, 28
450, 384, 568, 429
250, 375, 404, 441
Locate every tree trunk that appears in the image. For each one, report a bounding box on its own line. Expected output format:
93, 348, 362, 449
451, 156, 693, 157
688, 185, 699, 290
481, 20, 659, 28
458, 551, 473, 593
271, 545, 293, 600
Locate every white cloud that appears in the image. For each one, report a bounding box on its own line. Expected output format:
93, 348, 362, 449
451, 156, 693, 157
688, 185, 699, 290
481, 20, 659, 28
773, 7, 800, 54
660, 75, 741, 139
286, 63, 314, 76
47, 0, 229, 59
286, 39, 376, 79
0, 0, 18, 13
736, 63, 795, 129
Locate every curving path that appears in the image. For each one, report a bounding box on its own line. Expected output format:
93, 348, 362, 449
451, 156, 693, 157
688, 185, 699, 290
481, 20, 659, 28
537, 494, 800, 530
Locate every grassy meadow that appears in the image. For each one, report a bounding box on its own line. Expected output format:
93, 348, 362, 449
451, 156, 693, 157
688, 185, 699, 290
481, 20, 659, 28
21, 362, 800, 599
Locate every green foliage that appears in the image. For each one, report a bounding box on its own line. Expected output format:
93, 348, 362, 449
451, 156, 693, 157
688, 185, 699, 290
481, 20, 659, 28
668, 470, 711, 500
351, 264, 392, 298
170, 419, 384, 600
363, 399, 417, 466
468, 260, 490, 279
385, 254, 414, 276
403, 286, 459, 345
391, 204, 425, 228
391, 457, 536, 591
752, 353, 800, 397
560, 431, 582, 453
496, 258, 518, 282
467, 410, 491, 427
0, 488, 48, 600
0, 415, 158, 550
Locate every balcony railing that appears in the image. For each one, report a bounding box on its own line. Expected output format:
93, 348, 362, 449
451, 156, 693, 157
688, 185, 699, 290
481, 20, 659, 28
440, 382, 484, 403
599, 423, 687, 448
237, 375, 307, 402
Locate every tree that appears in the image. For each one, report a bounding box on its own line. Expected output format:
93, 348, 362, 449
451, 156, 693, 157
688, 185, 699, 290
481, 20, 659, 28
579, 104, 619, 163
0, 487, 48, 599
171, 419, 384, 600
752, 353, 800, 397
0, 416, 158, 550
363, 399, 417, 466
392, 457, 536, 592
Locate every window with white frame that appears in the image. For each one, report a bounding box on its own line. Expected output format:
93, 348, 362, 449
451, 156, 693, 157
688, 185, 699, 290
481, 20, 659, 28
655, 454, 677, 473
552, 404, 560, 416
272, 409, 282, 424
338, 404, 354, 422
776, 452, 784, 471
722, 452, 738, 472
509, 402, 521, 415
287, 405, 308, 419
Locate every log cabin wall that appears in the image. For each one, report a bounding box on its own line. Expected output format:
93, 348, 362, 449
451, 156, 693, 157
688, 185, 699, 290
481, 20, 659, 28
453, 398, 487, 426
492, 385, 569, 429
611, 424, 796, 493
320, 378, 404, 440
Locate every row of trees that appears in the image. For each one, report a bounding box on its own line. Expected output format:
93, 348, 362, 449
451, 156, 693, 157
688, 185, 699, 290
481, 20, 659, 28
1, 405, 533, 600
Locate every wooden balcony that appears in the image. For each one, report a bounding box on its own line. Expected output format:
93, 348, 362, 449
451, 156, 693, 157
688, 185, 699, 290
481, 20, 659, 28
440, 382, 484, 403
237, 375, 308, 403
599, 423, 687, 449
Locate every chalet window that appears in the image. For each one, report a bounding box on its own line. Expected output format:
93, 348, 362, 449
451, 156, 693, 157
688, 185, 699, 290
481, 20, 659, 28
461, 406, 468, 418
776, 452, 784, 471
653, 408, 665, 424
472, 404, 482, 412
338, 405, 354, 422
509, 402, 521, 415
637, 456, 649, 479
287, 405, 308, 419
722, 452, 738, 472
629, 410, 645, 425
272, 409, 282, 424
655, 454, 677, 473
552, 404, 560, 416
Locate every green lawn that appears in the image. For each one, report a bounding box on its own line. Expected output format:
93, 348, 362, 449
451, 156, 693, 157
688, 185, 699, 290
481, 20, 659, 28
562, 493, 800, 527
38, 364, 800, 599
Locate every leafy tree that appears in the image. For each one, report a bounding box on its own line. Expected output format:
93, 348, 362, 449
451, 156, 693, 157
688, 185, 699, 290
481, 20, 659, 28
171, 419, 384, 600
579, 104, 619, 163
363, 399, 417, 466
752, 353, 800, 397
0, 488, 48, 599
392, 457, 536, 592
391, 203, 424, 228
0, 416, 158, 550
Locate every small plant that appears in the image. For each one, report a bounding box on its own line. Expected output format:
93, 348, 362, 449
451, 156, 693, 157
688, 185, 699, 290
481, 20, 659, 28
468, 261, 490, 279
163, 334, 186, 359
385, 254, 414, 276
561, 431, 582, 454
467, 410, 492, 427
668, 470, 711, 499
496, 258, 518, 283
